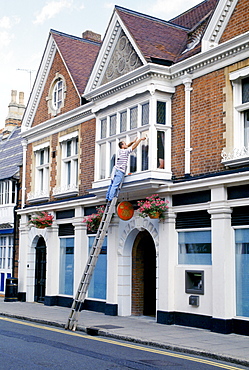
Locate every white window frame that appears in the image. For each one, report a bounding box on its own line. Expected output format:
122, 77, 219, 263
177, 228, 212, 266
47, 73, 66, 116
52, 79, 64, 111
53, 132, 79, 198
28, 142, 50, 202
222, 66, 249, 166
0, 180, 16, 205
95, 95, 172, 181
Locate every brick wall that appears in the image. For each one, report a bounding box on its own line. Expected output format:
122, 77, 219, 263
80, 118, 96, 195
220, 0, 249, 44
171, 84, 185, 178
32, 51, 80, 127
132, 235, 144, 315
171, 69, 226, 179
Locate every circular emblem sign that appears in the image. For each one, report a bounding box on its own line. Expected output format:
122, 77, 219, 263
117, 201, 134, 221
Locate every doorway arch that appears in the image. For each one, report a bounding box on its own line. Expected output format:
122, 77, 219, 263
34, 236, 47, 303
132, 230, 156, 316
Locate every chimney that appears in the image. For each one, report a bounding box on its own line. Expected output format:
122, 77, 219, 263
3, 90, 25, 137
82, 30, 101, 43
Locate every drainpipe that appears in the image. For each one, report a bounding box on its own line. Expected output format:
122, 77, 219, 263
182, 75, 193, 175
21, 139, 28, 208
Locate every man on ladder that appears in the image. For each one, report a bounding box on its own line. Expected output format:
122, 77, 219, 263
106, 136, 146, 202
65, 136, 146, 331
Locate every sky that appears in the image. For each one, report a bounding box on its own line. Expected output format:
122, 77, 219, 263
0, 0, 202, 128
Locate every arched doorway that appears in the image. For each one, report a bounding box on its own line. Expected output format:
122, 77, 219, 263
34, 237, 47, 303
132, 230, 156, 316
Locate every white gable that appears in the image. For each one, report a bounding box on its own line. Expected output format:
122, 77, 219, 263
21, 34, 56, 132
84, 10, 146, 95
202, 0, 239, 51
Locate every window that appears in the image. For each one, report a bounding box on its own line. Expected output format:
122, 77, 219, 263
223, 68, 249, 164
7, 237, 13, 270
110, 114, 117, 136
47, 73, 66, 116
157, 131, 165, 169
59, 237, 74, 295
235, 228, 249, 317
101, 118, 107, 139
36, 148, 49, 193
178, 230, 211, 265
142, 103, 149, 126
53, 79, 63, 110
120, 111, 127, 132
88, 236, 107, 300
96, 96, 171, 180
157, 101, 166, 125
130, 106, 138, 129
0, 237, 6, 269
0, 180, 15, 205
27, 143, 50, 202
62, 137, 78, 189
97, 102, 150, 179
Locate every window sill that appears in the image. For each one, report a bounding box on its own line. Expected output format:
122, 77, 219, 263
27, 191, 49, 203
53, 185, 79, 199
221, 148, 249, 168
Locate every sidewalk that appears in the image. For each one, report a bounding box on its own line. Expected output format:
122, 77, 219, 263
0, 298, 248, 367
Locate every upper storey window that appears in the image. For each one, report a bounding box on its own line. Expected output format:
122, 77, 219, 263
53, 132, 79, 198
27, 142, 50, 203
53, 79, 63, 110
0, 180, 16, 205
96, 96, 171, 181
222, 67, 249, 166
47, 73, 66, 116
157, 101, 166, 125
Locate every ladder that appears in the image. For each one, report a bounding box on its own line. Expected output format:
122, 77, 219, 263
65, 180, 123, 331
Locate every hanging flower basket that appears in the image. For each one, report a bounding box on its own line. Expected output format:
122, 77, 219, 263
83, 205, 105, 233
137, 194, 169, 220
28, 211, 54, 229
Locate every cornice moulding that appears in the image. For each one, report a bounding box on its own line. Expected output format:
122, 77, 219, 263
22, 103, 94, 143
22, 37, 56, 130
85, 31, 249, 104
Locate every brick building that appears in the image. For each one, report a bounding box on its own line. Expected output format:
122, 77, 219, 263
19, 0, 249, 335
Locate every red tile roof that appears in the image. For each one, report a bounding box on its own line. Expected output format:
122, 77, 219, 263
116, 0, 219, 64
170, 0, 219, 30
116, 7, 188, 65
51, 30, 101, 94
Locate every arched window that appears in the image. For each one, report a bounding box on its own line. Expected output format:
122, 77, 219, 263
47, 73, 66, 116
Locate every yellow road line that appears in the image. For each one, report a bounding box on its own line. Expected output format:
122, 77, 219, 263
0, 316, 244, 370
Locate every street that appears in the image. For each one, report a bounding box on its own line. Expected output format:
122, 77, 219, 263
0, 317, 247, 370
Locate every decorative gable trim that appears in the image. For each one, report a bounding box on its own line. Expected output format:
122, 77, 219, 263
85, 11, 146, 94
202, 0, 238, 51
21, 37, 56, 131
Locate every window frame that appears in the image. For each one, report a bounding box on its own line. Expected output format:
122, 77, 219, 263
178, 228, 212, 265
0, 180, 16, 205
47, 73, 66, 116
223, 66, 249, 166
53, 132, 79, 198
96, 96, 171, 181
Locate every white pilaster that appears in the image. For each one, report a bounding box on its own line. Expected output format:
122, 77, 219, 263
157, 204, 177, 312
73, 208, 88, 295
209, 185, 234, 319
106, 215, 119, 305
